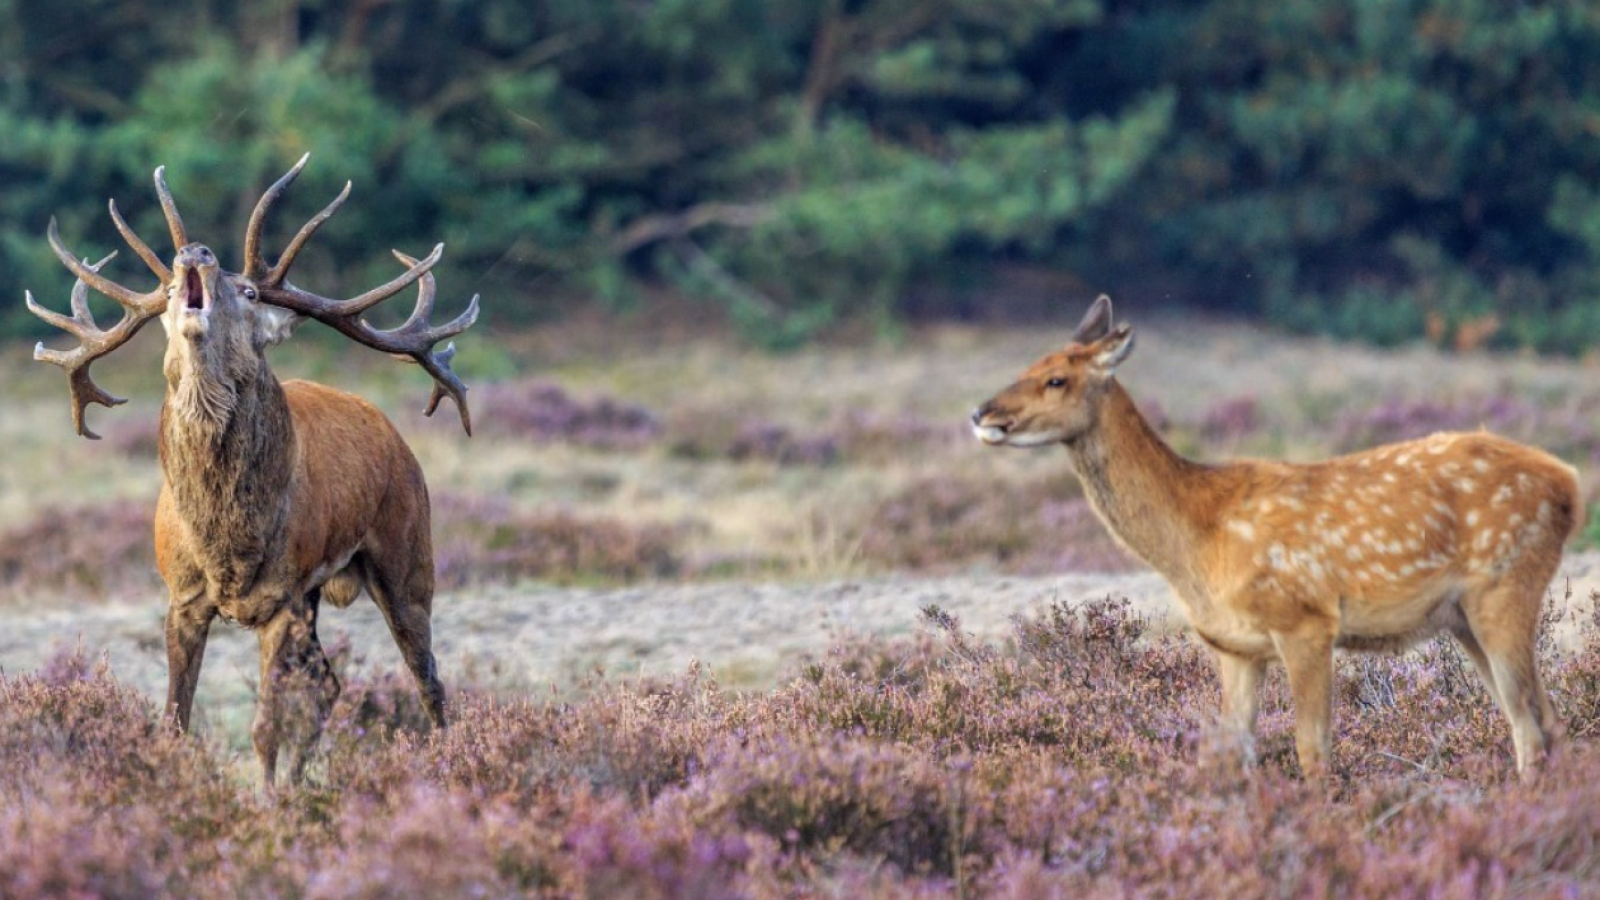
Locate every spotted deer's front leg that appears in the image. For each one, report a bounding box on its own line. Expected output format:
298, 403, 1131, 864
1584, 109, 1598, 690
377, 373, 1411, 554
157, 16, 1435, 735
1215, 650, 1266, 761
1272, 621, 1337, 777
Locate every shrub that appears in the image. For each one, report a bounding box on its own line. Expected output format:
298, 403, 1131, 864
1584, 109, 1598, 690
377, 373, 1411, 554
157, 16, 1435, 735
476, 380, 662, 450
432, 492, 684, 588
857, 476, 1135, 574
0, 499, 160, 603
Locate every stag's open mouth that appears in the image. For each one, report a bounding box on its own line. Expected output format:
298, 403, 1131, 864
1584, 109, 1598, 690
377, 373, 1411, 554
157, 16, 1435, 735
184, 268, 206, 312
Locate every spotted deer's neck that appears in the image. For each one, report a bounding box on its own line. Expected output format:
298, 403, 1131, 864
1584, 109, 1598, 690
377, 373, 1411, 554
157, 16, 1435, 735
1064, 382, 1223, 586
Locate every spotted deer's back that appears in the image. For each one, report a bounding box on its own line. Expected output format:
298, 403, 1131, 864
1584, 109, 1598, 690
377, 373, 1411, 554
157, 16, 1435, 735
1212, 431, 1579, 625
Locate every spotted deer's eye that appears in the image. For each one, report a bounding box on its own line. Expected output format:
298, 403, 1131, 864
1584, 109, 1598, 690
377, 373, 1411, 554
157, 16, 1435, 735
242, 286, 258, 300
1046, 377, 1067, 389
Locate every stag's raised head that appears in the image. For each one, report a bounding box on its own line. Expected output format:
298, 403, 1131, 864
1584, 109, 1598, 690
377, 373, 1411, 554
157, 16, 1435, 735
971, 294, 1135, 448
162, 243, 296, 345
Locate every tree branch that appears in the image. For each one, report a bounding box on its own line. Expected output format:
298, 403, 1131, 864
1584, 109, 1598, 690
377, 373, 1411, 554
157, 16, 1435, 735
612, 202, 775, 255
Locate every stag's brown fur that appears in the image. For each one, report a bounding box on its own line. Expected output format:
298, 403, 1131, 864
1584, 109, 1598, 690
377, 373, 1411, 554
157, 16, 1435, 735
973, 296, 1579, 777
157, 375, 443, 785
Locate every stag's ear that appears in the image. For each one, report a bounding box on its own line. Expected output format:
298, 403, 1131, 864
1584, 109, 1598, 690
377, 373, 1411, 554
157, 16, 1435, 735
256, 306, 303, 345
1072, 294, 1114, 344
1091, 324, 1135, 373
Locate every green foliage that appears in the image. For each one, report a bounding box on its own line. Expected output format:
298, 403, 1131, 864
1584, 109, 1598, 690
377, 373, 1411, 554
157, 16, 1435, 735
1114, 0, 1600, 348
3, 0, 1600, 347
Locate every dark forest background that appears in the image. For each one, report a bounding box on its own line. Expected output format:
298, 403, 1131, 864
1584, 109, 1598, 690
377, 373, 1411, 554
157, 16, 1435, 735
4, 0, 1599, 349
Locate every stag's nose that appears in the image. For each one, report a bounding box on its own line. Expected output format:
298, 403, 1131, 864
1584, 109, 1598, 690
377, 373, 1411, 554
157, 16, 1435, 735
174, 244, 216, 268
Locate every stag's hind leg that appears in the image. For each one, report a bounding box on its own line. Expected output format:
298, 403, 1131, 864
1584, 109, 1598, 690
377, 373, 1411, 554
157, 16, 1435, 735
360, 553, 447, 729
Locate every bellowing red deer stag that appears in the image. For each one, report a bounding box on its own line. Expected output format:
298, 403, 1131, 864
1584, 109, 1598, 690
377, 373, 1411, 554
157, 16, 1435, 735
27, 155, 479, 789
972, 296, 1578, 777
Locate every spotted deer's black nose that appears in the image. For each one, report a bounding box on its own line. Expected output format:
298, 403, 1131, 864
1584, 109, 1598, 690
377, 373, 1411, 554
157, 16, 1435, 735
972, 401, 1011, 432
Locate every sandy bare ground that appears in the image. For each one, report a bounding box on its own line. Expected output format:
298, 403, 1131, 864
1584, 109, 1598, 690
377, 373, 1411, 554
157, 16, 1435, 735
5, 554, 1600, 741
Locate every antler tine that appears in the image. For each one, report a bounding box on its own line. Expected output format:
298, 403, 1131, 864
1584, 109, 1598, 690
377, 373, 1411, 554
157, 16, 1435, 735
264, 242, 445, 318
46, 218, 165, 316
267, 180, 352, 286
390, 247, 438, 330
152, 166, 189, 251
27, 253, 161, 439
261, 248, 479, 434
244, 153, 311, 281
108, 199, 171, 283
388, 249, 479, 433
416, 342, 473, 435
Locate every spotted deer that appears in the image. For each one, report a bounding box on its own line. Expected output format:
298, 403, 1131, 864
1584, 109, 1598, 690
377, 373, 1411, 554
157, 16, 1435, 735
972, 296, 1579, 776
27, 156, 479, 789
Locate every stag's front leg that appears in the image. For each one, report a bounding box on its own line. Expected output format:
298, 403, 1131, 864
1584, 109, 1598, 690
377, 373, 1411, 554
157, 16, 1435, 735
252, 594, 333, 791
165, 598, 215, 732
284, 589, 340, 786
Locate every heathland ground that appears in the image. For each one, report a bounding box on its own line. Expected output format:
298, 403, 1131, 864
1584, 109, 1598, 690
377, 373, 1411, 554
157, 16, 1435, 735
9, 310, 1600, 896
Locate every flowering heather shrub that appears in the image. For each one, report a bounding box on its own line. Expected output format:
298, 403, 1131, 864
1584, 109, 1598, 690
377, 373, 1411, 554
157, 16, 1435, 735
0, 498, 160, 602
679, 733, 976, 876
725, 420, 842, 466
432, 492, 683, 588
476, 379, 662, 449
0, 650, 244, 896
557, 798, 767, 900
857, 475, 1136, 574
0, 783, 169, 900
22, 602, 1600, 896
669, 408, 957, 466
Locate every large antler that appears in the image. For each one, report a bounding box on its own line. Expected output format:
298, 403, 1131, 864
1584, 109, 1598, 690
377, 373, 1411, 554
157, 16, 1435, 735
246, 154, 480, 435
26, 166, 186, 439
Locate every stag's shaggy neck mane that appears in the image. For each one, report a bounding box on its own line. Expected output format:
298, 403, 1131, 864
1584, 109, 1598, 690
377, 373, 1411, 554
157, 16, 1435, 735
160, 348, 296, 599
1065, 382, 1226, 588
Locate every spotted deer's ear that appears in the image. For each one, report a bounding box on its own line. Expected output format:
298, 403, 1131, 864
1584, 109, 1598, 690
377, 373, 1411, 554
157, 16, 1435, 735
1091, 324, 1135, 373
1072, 294, 1114, 344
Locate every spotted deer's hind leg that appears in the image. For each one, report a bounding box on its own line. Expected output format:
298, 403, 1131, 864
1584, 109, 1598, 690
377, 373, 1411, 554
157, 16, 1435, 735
1459, 571, 1560, 776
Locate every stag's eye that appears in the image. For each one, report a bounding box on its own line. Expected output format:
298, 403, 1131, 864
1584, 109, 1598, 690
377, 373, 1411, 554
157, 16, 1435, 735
242, 286, 258, 301
1046, 377, 1068, 389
